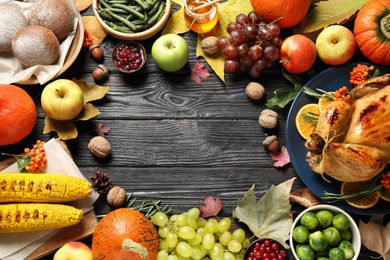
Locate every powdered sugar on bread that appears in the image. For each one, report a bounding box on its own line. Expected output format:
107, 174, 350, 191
0, 4, 28, 52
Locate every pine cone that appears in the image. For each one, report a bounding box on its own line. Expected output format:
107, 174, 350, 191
90, 170, 112, 194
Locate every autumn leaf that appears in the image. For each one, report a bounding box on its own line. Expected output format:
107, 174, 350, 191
95, 123, 110, 136
233, 178, 295, 248
359, 215, 390, 260
199, 196, 223, 218
43, 79, 110, 140
270, 146, 290, 167
82, 16, 108, 45
163, 0, 254, 82
296, 0, 369, 36
290, 188, 324, 208
191, 62, 211, 84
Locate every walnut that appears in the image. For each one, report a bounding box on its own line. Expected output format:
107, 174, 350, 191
201, 36, 220, 55
107, 186, 127, 207
88, 136, 111, 158
246, 82, 265, 100
259, 109, 278, 129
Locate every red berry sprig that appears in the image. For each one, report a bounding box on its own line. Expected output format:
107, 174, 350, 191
23, 140, 47, 173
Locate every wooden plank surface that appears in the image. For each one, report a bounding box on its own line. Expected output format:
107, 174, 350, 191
0, 5, 385, 260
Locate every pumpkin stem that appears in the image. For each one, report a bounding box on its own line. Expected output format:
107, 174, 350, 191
122, 238, 149, 258
381, 14, 390, 38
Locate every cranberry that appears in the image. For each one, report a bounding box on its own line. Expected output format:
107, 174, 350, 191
245, 239, 287, 260
113, 42, 145, 72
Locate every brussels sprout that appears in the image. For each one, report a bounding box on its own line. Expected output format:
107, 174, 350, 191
316, 209, 334, 228
323, 227, 341, 246
338, 240, 355, 260
317, 258, 329, 260
333, 213, 350, 231
329, 247, 345, 260
316, 248, 330, 258
300, 212, 319, 230
309, 230, 328, 252
296, 244, 315, 260
340, 228, 352, 241
293, 225, 310, 243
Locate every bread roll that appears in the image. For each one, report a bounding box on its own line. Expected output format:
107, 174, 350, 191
28, 0, 74, 41
0, 4, 27, 52
12, 25, 60, 67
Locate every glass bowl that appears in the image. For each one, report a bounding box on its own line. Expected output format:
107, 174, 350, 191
111, 41, 146, 73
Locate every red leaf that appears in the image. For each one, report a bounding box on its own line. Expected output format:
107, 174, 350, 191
199, 196, 223, 218
270, 146, 290, 167
191, 62, 210, 84
95, 123, 110, 136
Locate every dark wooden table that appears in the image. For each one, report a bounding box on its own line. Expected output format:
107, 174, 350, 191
0, 5, 387, 260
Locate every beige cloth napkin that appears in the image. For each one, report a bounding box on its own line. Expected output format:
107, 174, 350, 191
0, 0, 79, 85
0, 138, 99, 259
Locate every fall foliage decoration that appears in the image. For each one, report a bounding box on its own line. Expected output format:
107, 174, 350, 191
359, 215, 390, 260
270, 146, 290, 167
92, 208, 159, 260
354, 0, 390, 66
43, 79, 109, 140
199, 196, 223, 218
190, 62, 211, 84
249, 0, 311, 28
233, 178, 295, 249
0, 85, 37, 146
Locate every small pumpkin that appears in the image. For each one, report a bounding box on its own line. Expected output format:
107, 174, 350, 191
92, 208, 159, 260
354, 0, 390, 65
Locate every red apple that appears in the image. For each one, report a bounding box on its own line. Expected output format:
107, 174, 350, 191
315, 25, 356, 65
279, 34, 317, 74
53, 241, 93, 260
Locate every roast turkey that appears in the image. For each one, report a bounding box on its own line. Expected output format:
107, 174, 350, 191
305, 74, 390, 182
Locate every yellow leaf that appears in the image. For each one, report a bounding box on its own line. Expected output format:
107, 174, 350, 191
77, 103, 100, 121
82, 16, 108, 45
297, 0, 369, 34
43, 117, 78, 140
72, 79, 110, 103
163, 0, 254, 82
75, 0, 92, 11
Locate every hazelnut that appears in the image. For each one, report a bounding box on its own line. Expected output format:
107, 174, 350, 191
259, 109, 278, 129
89, 44, 104, 61
92, 64, 108, 81
107, 186, 127, 207
262, 135, 279, 153
201, 36, 220, 55
246, 82, 265, 100
88, 136, 111, 158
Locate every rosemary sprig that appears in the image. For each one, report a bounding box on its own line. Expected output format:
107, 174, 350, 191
125, 193, 173, 219
322, 184, 383, 203
302, 111, 319, 123
303, 86, 334, 100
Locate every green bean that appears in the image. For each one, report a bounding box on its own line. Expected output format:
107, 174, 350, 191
147, 1, 165, 26
104, 8, 137, 31
147, 0, 161, 16
105, 20, 135, 33
98, 9, 116, 21
132, 0, 151, 10
111, 3, 145, 19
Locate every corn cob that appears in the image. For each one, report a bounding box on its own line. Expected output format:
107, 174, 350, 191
0, 173, 92, 203
0, 203, 83, 233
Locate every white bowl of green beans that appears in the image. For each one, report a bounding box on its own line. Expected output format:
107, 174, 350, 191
93, 0, 171, 41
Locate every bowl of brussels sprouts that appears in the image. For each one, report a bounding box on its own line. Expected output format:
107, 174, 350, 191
290, 204, 361, 260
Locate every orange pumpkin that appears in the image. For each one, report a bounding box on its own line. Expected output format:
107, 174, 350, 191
354, 0, 390, 65
92, 208, 159, 260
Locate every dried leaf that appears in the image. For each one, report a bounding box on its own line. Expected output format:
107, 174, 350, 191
82, 16, 108, 45
270, 146, 290, 167
233, 178, 295, 249
290, 188, 324, 208
43, 117, 78, 140
359, 215, 390, 260
75, 0, 92, 11
199, 196, 223, 218
296, 0, 368, 34
43, 80, 109, 140
95, 123, 110, 136
163, 0, 254, 82
191, 62, 211, 84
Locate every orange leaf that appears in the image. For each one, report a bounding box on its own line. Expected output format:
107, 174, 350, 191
82, 16, 108, 45
75, 0, 92, 11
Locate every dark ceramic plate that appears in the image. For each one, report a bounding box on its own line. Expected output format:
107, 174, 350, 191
286, 62, 390, 215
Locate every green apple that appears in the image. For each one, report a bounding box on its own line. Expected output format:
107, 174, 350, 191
41, 79, 84, 121
316, 25, 356, 66
151, 34, 189, 72
53, 241, 93, 260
